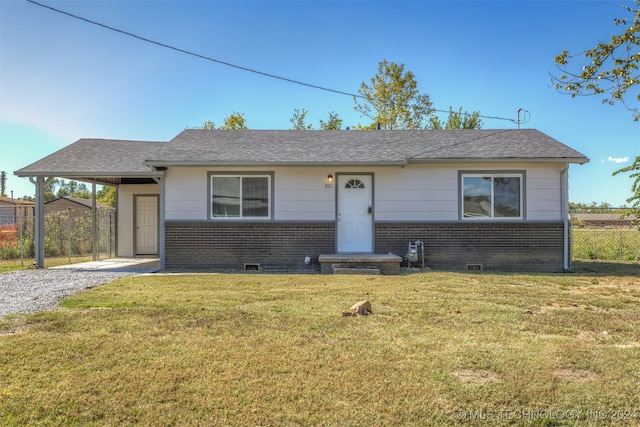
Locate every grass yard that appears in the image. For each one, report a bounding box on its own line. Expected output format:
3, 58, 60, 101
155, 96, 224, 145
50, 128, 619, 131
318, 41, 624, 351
1, 262, 639, 426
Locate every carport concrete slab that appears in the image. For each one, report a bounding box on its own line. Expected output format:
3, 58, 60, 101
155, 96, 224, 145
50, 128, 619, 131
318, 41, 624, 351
49, 258, 160, 273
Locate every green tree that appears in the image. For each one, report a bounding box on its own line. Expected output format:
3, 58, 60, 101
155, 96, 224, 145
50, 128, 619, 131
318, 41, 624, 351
289, 109, 314, 130
319, 111, 343, 130
201, 120, 216, 130
569, 201, 614, 212
221, 112, 248, 130
552, 1, 639, 220
96, 186, 116, 207
428, 107, 483, 129
354, 122, 380, 130
354, 59, 434, 129
0, 171, 6, 197
199, 112, 248, 130
552, 1, 639, 121
44, 179, 90, 202
613, 156, 640, 213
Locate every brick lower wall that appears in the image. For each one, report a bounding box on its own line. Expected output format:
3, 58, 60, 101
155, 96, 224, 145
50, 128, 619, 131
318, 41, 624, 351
165, 220, 567, 273
165, 221, 335, 271
375, 221, 566, 272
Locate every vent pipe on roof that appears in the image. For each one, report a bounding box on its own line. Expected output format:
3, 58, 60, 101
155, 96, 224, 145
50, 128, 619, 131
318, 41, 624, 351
516, 108, 530, 129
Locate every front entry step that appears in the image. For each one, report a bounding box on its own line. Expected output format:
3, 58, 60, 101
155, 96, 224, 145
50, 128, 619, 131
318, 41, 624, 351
332, 265, 381, 275
319, 253, 402, 275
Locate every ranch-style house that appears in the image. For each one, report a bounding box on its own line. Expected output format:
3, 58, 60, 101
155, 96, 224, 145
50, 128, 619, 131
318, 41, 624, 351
15, 128, 588, 273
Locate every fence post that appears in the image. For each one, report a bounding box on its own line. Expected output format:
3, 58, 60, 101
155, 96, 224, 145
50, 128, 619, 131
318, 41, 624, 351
18, 210, 24, 267
68, 207, 72, 264
92, 183, 97, 261
619, 230, 623, 260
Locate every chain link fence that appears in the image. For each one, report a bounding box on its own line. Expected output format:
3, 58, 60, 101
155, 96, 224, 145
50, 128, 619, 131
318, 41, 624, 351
0, 205, 115, 268
570, 207, 639, 261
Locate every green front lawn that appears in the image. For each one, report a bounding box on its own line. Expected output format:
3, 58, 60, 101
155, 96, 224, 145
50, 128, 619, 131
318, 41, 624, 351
1, 264, 639, 425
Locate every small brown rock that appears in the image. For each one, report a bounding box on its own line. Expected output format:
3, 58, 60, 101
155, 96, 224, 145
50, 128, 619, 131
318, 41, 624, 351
342, 300, 372, 316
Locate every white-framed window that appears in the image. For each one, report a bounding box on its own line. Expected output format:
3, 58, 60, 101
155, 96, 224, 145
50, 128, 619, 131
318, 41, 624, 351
210, 174, 272, 219
461, 173, 524, 219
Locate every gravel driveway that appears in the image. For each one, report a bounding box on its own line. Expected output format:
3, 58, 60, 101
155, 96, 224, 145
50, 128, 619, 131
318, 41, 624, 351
0, 268, 153, 318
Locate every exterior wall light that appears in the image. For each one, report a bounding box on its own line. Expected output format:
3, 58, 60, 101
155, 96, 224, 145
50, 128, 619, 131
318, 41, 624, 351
328, 174, 333, 181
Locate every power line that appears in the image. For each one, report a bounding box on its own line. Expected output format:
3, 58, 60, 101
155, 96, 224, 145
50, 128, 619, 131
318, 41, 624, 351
25, 0, 361, 99
26, 0, 520, 125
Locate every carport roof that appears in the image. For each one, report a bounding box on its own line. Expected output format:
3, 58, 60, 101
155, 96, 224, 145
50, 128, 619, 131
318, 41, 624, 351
14, 139, 166, 185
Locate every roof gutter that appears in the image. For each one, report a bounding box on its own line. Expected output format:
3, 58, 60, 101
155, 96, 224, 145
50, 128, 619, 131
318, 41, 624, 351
14, 170, 165, 178
143, 160, 408, 167
406, 157, 590, 165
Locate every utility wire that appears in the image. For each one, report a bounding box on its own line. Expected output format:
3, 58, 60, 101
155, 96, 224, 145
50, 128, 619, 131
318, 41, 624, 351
25, 0, 362, 99
26, 0, 520, 124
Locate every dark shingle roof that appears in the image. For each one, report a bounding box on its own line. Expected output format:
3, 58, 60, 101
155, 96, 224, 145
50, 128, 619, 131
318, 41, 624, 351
15, 139, 165, 176
15, 129, 588, 180
145, 129, 588, 166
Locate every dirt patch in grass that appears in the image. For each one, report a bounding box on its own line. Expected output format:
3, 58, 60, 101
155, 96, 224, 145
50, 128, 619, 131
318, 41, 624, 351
0, 317, 31, 336
453, 369, 501, 385
613, 342, 640, 349
536, 303, 604, 314
554, 369, 598, 381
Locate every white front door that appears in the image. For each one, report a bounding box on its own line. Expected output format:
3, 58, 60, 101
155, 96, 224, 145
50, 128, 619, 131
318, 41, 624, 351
135, 196, 158, 255
337, 174, 373, 253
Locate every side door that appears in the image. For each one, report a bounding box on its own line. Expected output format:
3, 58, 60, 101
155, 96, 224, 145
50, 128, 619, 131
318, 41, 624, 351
135, 195, 158, 255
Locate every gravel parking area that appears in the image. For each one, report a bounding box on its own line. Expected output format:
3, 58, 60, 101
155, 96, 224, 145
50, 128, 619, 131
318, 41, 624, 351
0, 269, 151, 318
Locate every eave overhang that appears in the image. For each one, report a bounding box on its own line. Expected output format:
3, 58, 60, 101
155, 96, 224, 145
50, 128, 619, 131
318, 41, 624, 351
143, 160, 409, 167
406, 157, 590, 165
144, 157, 590, 167
14, 170, 165, 178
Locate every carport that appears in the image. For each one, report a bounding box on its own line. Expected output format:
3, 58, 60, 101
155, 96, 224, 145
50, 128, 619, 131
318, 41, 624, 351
14, 138, 166, 269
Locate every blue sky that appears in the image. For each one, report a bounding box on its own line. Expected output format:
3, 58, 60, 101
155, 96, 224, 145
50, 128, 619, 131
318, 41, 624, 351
1, 0, 638, 205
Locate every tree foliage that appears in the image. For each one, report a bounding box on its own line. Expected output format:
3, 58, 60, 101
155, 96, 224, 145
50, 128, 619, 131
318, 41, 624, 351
551, 1, 640, 121
97, 186, 116, 207
199, 112, 249, 130
0, 171, 6, 197
44, 179, 90, 202
552, 1, 639, 218
221, 112, 248, 130
289, 109, 343, 130
201, 120, 216, 130
613, 155, 640, 212
354, 59, 434, 129
289, 109, 313, 130
319, 111, 343, 130
569, 201, 614, 212
428, 107, 483, 129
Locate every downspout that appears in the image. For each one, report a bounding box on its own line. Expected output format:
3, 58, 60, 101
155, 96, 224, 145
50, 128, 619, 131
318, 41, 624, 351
560, 165, 570, 271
